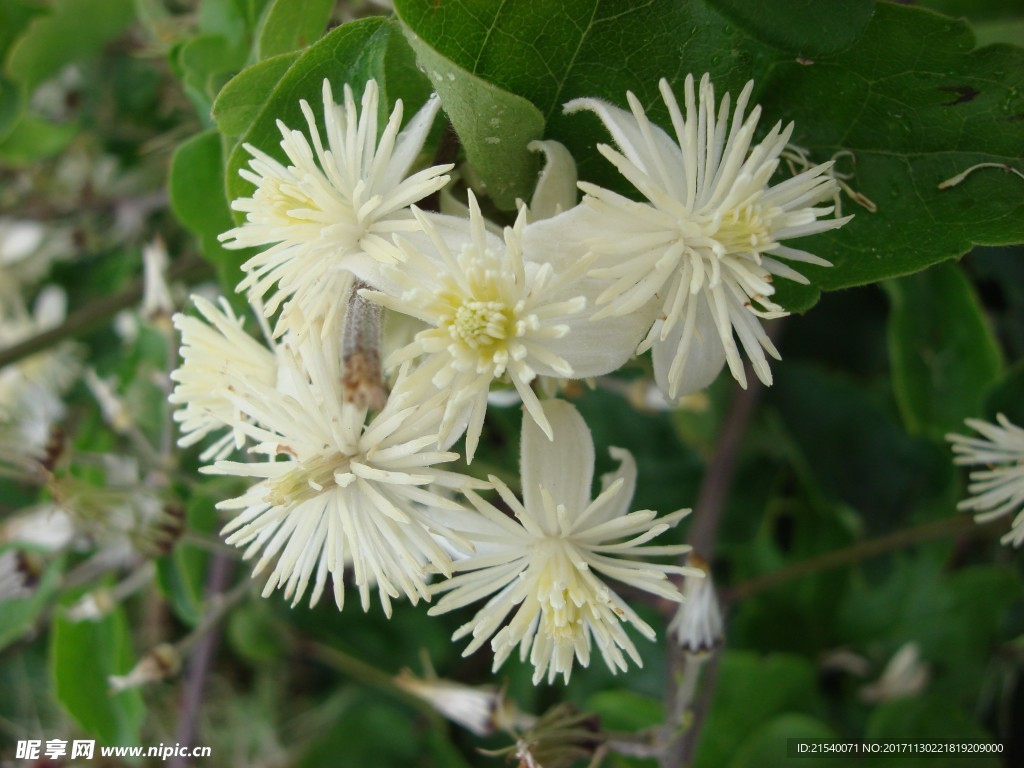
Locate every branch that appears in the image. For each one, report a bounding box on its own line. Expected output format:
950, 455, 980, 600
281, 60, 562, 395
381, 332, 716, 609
0, 253, 211, 370
660, 321, 782, 768
169, 552, 235, 768
303, 640, 444, 725
724, 514, 1001, 602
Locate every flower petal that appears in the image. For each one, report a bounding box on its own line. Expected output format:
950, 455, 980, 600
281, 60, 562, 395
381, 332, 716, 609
652, 293, 726, 400
520, 400, 594, 524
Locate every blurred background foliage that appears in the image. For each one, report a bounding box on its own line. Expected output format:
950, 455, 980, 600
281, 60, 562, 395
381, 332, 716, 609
0, 1, 1022, 766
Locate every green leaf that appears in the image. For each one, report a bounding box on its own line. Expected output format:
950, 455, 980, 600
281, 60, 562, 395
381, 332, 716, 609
585, 689, 663, 732
169, 129, 247, 290
393, 0, 758, 122
696, 652, 822, 768
0, 111, 76, 164
837, 556, 1020, 704
768, 363, 952, 533
199, 0, 250, 43
706, 0, 874, 56
760, 3, 1024, 293
6, 0, 134, 91
886, 262, 1003, 439
731, 713, 842, 768
212, 51, 299, 137
227, 600, 287, 663
394, 0, 761, 206
299, 692, 422, 768
51, 597, 145, 745
0, 0, 45, 59
0, 76, 21, 140
395, 0, 1024, 302
256, 0, 334, 59
400, 26, 544, 210
176, 33, 249, 119
225, 18, 410, 207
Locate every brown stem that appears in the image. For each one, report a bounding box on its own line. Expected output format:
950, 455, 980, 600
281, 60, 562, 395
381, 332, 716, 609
724, 514, 995, 603
0, 253, 211, 370
169, 552, 234, 767
660, 321, 782, 768
303, 640, 442, 724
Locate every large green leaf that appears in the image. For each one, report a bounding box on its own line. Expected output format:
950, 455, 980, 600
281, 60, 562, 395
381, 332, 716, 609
256, 0, 334, 60
886, 262, 1004, 439
0, 0, 44, 60
5, 0, 134, 91
212, 51, 299, 137
169, 129, 247, 289
175, 33, 249, 120
762, 4, 1024, 293
0, 111, 76, 164
402, 26, 544, 210
0, 0, 44, 138
707, 0, 874, 56
0, 76, 22, 140
768, 363, 952, 533
395, 0, 1024, 305
51, 597, 145, 745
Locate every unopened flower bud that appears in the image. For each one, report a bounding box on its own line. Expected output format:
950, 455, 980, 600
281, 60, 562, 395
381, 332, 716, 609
395, 670, 530, 737
109, 643, 180, 693
66, 588, 115, 622
669, 555, 723, 655
860, 642, 929, 703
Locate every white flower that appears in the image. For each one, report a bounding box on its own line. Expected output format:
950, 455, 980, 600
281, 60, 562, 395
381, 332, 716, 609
221, 78, 451, 330
169, 295, 277, 461
362, 192, 647, 462
947, 414, 1024, 547
430, 400, 695, 684
204, 321, 483, 615
565, 74, 850, 399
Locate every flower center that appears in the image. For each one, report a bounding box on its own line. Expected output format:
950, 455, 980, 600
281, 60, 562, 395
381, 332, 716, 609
266, 451, 347, 506
710, 205, 773, 254
257, 176, 318, 227
532, 542, 594, 642
450, 301, 511, 350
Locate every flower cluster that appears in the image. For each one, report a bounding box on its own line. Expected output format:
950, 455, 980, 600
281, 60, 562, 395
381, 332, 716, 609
171, 73, 848, 683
